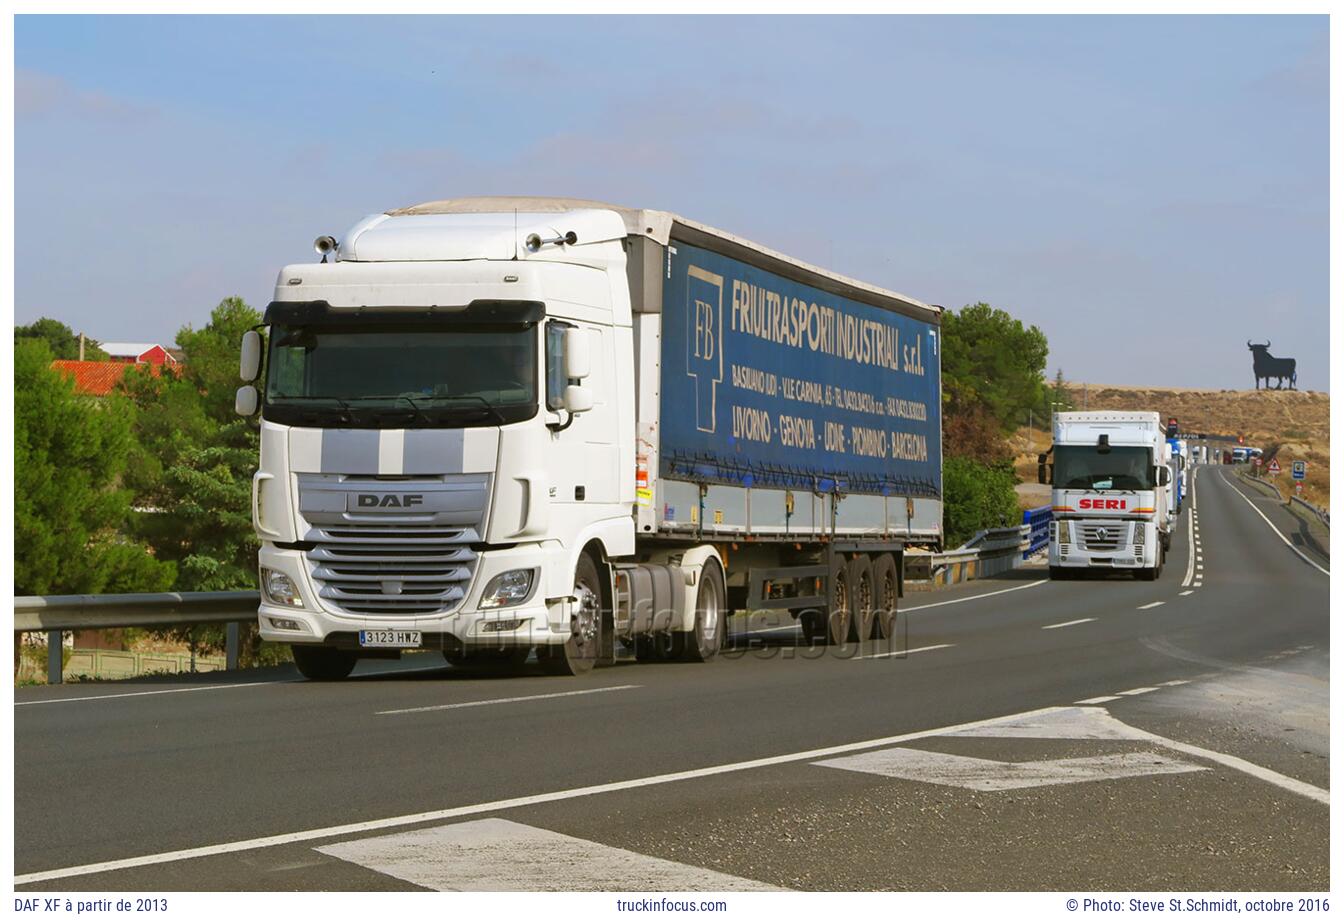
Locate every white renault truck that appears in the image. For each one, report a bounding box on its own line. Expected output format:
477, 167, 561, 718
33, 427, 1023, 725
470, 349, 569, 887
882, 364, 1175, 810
236, 197, 944, 678
1038, 411, 1172, 580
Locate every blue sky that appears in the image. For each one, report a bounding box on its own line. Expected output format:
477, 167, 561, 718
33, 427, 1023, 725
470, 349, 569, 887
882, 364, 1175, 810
15, 15, 1329, 390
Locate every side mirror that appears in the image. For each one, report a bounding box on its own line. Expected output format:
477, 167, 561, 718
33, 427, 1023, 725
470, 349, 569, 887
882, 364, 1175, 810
1156, 466, 1170, 487
240, 330, 263, 382
563, 385, 594, 414
1037, 464, 1048, 485
235, 385, 259, 417
1037, 453, 1049, 465
564, 327, 590, 379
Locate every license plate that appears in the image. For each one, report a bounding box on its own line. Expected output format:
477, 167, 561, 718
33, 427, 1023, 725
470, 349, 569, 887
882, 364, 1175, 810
358, 629, 422, 649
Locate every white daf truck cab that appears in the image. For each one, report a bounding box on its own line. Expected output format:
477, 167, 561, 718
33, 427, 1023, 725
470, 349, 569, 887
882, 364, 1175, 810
1039, 411, 1172, 580
236, 197, 944, 679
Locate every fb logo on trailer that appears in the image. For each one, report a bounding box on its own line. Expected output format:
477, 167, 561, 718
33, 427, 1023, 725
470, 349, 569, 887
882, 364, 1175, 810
686, 265, 724, 434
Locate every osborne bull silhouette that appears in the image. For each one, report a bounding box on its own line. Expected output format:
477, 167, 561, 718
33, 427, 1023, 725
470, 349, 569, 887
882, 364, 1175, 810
1247, 340, 1296, 390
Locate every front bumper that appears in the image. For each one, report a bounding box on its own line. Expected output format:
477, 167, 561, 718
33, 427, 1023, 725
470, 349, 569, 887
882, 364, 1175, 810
256, 543, 572, 649
1050, 519, 1158, 569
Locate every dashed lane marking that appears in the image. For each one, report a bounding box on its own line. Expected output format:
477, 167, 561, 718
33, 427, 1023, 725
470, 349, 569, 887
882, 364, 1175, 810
1179, 590, 1193, 596
1075, 695, 1122, 704
316, 819, 783, 891
1117, 687, 1159, 696
377, 685, 640, 716
1138, 601, 1165, 610
1042, 618, 1096, 630
856, 644, 955, 661
1158, 679, 1190, 686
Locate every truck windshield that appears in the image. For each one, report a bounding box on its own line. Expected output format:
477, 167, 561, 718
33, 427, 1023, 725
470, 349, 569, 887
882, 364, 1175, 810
263, 324, 537, 428
1053, 445, 1155, 490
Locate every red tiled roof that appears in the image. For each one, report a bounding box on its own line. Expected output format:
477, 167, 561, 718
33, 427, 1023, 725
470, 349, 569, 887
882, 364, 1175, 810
51, 360, 168, 396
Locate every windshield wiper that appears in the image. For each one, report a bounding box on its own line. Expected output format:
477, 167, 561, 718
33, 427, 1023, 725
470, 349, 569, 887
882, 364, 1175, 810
270, 394, 356, 424
425, 393, 509, 427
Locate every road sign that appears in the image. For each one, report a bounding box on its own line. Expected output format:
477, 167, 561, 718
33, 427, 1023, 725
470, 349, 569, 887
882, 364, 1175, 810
1292, 460, 1307, 480
1267, 458, 1281, 475
1296, 482, 1304, 495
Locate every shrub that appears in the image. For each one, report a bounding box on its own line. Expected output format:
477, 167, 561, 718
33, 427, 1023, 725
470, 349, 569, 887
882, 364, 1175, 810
943, 456, 1020, 548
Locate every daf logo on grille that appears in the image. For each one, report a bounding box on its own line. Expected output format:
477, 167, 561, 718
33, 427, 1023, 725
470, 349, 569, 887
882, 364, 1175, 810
357, 494, 424, 508
1096, 527, 1111, 542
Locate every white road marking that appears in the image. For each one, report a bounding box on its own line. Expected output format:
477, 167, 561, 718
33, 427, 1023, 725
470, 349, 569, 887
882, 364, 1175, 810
1196, 564, 1204, 570
15, 660, 458, 708
11, 704, 1084, 885
1117, 687, 1158, 696
317, 819, 782, 891
1138, 601, 1165, 610
745, 624, 801, 634
1179, 590, 1193, 596
1149, 736, 1329, 805
1159, 679, 1191, 686
1075, 695, 1122, 705
1221, 471, 1329, 575
855, 644, 954, 660
1182, 493, 1198, 587
378, 685, 640, 716
903, 579, 1047, 612
1042, 618, 1096, 630
14, 679, 297, 706
816, 748, 1203, 791
1193, 581, 1203, 588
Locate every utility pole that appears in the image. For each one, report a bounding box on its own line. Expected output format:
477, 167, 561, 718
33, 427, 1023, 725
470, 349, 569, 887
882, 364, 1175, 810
78, 332, 85, 361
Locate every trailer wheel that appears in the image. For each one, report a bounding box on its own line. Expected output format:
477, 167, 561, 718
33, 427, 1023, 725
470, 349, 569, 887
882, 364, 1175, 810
291, 644, 357, 681
827, 555, 854, 646
872, 553, 900, 640
675, 561, 725, 662
539, 553, 603, 676
847, 555, 875, 643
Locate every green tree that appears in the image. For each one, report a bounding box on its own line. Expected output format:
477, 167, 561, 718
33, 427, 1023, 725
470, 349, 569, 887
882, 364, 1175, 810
123, 298, 272, 663
126, 297, 262, 591
941, 302, 1049, 432
942, 456, 1020, 548
14, 338, 175, 595
15, 317, 108, 360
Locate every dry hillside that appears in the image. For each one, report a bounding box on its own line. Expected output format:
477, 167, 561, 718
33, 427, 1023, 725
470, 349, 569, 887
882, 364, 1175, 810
1011, 385, 1330, 510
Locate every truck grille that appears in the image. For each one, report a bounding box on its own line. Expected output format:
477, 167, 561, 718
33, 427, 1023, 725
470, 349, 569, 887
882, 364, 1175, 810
1078, 523, 1127, 551
306, 524, 479, 616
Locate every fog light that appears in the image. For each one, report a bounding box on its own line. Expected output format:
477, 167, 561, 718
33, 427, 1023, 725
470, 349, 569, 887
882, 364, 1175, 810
269, 617, 302, 631
480, 569, 535, 609
261, 567, 304, 608
482, 618, 525, 633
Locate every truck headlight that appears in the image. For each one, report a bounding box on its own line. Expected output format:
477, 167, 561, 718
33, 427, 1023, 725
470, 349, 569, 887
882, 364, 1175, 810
261, 567, 304, 608
1057, 521, 1071, 544
479, 569, 535, 609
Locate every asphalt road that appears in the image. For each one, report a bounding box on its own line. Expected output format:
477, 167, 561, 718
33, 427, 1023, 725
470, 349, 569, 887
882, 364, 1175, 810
13, 465, 1330, 891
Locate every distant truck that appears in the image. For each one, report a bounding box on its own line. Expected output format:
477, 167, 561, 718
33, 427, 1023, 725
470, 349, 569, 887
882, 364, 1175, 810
1166, 437, 1188, 514
1039, 411, 1173, 580
236, 196, 944, 678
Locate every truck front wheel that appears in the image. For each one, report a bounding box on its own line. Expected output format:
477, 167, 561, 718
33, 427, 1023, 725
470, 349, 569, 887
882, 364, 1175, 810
539, 553, 604, 676
291, 645, 357, 681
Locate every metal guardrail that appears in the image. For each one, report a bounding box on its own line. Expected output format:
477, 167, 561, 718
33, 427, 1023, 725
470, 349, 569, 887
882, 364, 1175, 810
14, 591, 259, 685
1022, 505, 1052, 559
905, 524, 1033, 585
1289, 495, 1331, 529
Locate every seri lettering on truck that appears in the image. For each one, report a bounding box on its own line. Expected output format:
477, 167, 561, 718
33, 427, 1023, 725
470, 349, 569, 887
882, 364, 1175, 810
1078, 498, 1127, 510
660, 242, 941, 497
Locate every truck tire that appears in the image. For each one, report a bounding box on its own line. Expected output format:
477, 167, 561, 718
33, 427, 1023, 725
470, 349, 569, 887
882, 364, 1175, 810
539, 553, 604, 676
675, 561, 725, 662
872, 553, 900, 640
798, 609, 826, 645
847, 555, 875, 643
827, 555, 854, 646
291, 644, 357, 681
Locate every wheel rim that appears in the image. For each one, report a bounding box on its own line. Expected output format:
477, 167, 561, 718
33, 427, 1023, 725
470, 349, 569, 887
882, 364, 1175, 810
833, 573, 850, 641
572, 581, 600, 647
700, 578, 719, 643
